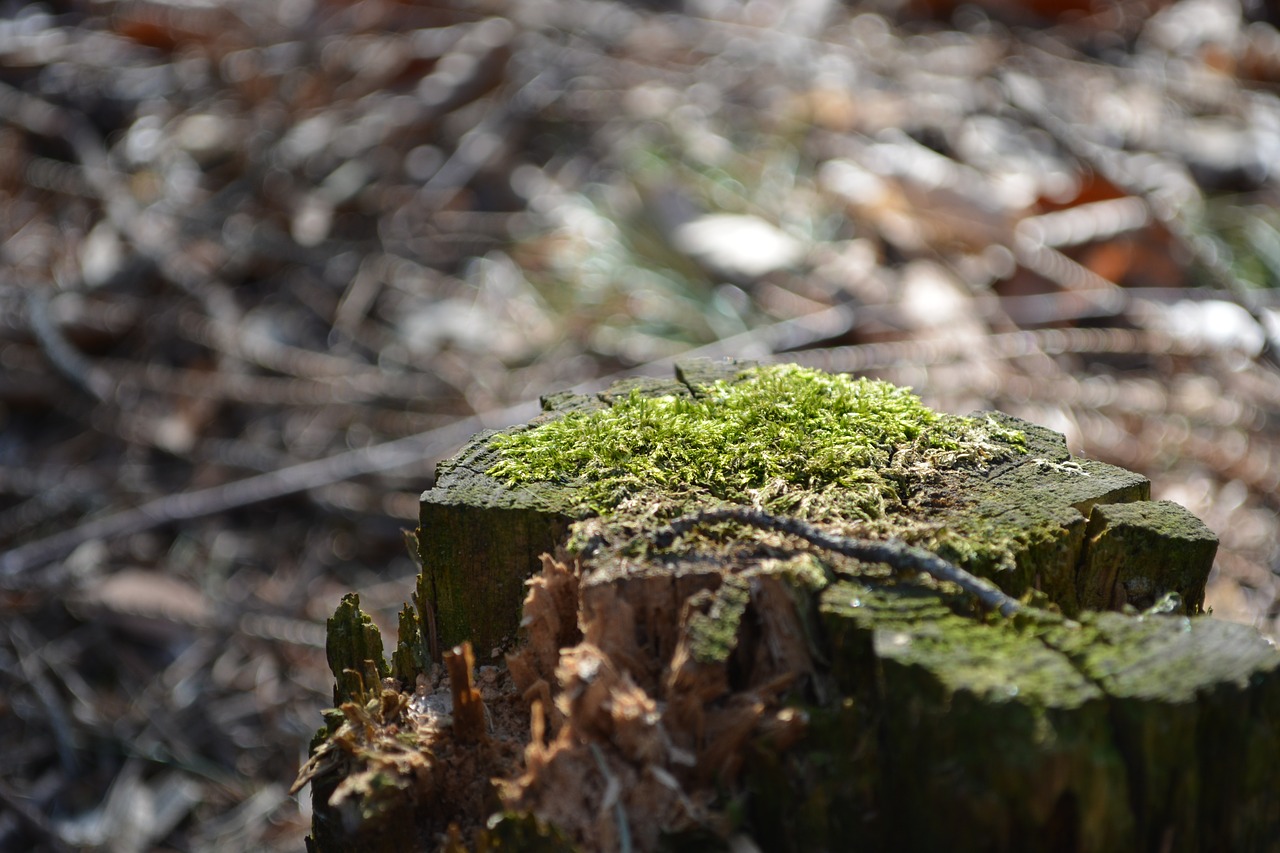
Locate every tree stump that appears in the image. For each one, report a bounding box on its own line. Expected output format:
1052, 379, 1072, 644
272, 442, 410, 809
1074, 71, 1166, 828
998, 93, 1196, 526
296, 360, 1280, 853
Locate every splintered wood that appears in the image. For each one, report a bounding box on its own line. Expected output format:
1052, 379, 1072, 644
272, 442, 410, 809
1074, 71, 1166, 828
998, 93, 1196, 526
443, 643, 486, 743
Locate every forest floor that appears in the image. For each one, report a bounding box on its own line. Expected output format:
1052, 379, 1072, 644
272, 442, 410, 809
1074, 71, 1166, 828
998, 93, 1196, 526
3, 0, 1280, 850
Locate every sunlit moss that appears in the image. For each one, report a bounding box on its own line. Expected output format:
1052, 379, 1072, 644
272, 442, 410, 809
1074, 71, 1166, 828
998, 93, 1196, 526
488, 365, 1024, 520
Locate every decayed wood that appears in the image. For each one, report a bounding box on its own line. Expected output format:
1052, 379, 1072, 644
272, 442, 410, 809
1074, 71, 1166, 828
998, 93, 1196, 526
443, 642, 486, 743
302, 360, 1280, 853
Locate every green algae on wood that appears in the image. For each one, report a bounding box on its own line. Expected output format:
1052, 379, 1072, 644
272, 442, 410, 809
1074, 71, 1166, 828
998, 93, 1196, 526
1077, 500, 1218, 614
392, 602, 428, 684
817, 578, 1280, 852
326, 592, 390, 705
683, 574, 752, 665
926, 448, 1153, 615
417, 418, 588, 658
822, 578, 1130, 851
1047, 607, 1280, 852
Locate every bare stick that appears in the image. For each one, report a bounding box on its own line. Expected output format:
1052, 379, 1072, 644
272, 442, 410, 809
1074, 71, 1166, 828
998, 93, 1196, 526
25, 291, 113, 402
0, 776, 73, 853
0, 80, 245, 366
651, 506, 1022, 617
0, 412, 507, 588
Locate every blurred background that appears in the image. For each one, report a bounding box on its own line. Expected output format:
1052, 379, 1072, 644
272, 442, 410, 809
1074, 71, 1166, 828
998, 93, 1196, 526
3, 0, 1280, 849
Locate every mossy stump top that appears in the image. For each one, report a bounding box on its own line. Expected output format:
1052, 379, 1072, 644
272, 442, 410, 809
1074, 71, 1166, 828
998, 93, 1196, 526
418, 359, 1200, 655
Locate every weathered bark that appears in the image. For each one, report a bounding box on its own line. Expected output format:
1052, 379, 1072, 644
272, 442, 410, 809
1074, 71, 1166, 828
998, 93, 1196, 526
416, 376, 690, 656
300, 360, 1280, 853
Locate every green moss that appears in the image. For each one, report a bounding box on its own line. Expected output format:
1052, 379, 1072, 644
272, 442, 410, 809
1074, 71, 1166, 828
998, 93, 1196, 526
483, 812, 578, 851
487, 365, 1024, 520
753, 553, 829, 592
326, 593, 390, 706
391, 603, 427, 684
686, 575, 752, 664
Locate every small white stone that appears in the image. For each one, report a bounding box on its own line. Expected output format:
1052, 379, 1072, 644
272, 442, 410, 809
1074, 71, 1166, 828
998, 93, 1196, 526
672, 213, 805, 279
